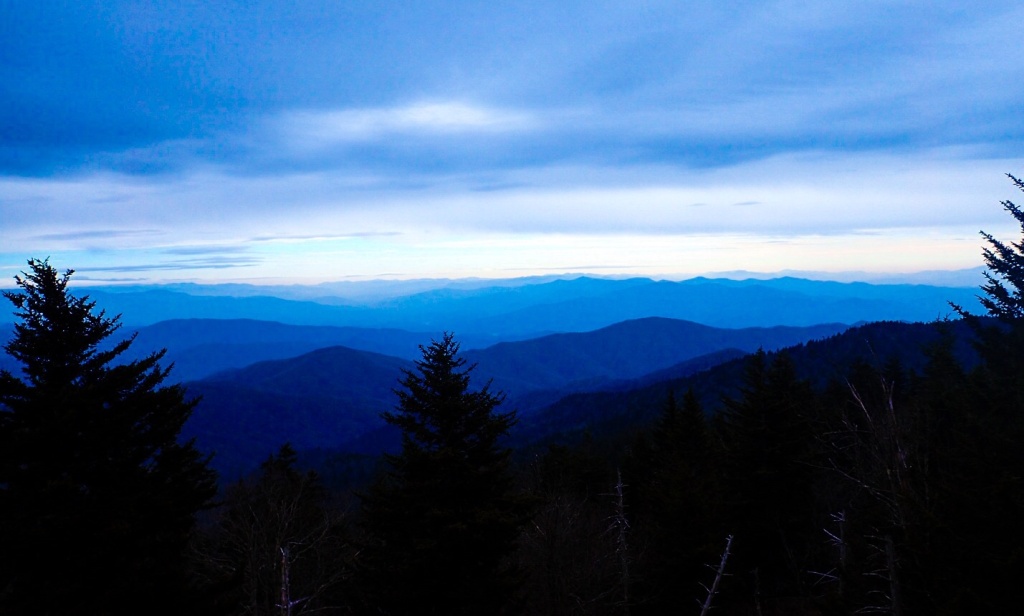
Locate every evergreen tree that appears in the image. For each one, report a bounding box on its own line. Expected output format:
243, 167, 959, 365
945, 173, 1024, 610
0, 259, 217, 615
953, 173, 1024, 425
718, 350, 820, 605
626, 390, 724, 614
975, 173, 1024, 320
358, 333, 527, 615
905, 327, 978, 613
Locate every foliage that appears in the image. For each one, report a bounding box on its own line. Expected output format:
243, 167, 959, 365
0, 258, 217, 614
517, 440, 626, 616
195, 444, 350, 615
358, 333, 528, 615
624, 390, 725, 614
974, 173, 1024, 320
950, 173, 1024, 610
719, 350, 820, 601
953, 173, 1024, 422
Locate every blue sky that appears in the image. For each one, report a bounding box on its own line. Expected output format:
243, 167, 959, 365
2, 1, 1023, 284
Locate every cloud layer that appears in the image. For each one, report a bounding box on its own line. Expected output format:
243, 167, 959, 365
2, 1, 1023, 282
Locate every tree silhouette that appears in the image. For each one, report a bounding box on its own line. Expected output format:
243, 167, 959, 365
946, 173, 1024, 611
358, 333, 527, 615
625, 390, 725, 613
975, 173, 1024, 320
0, 259, 217, 614
719, 350, 819, 603
198, 444, 350, 615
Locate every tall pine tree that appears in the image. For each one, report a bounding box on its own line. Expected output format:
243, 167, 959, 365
626, 389, 725, 614
945, 173, 1024, 611
0, 259, 217, 615
719, 350, 820, 605
358, 333, 527, 615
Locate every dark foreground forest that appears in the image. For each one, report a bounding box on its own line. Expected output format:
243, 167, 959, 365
2, 177, 1024, 615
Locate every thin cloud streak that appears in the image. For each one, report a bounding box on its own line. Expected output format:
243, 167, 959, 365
162, 245, 253, 256
278, 102, 537, 146
34, 229, 162, 242
249, 232, 404, 243
75, 257, 263, 273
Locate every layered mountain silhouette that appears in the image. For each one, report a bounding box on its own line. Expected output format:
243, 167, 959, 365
515, 318, 982, 447
463, 317, 848, 402
1, 274, 987, 480
181, 317, 849, 476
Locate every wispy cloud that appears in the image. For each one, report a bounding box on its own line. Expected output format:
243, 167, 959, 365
162, 245, 253, 256
509, 264, 637, 271
248, 231, 403, 243
276, 102, 537, 150
34, 229, 162, 242
76, 256, 262, 273
72, 276, 151, 282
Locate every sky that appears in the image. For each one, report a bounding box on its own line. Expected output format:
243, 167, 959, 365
2, 1, 1023, 285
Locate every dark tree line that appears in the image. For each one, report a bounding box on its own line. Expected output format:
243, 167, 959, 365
595, 174, 1024, 614
2, 175, 1024, 614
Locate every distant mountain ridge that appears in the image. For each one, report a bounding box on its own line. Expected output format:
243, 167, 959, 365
121, 319, 445, 381
17, 275, 983, 336
464, 317, 847, 398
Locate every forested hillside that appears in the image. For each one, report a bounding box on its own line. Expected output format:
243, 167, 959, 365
179, 318, 848, 476
515, 318, 982, 447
